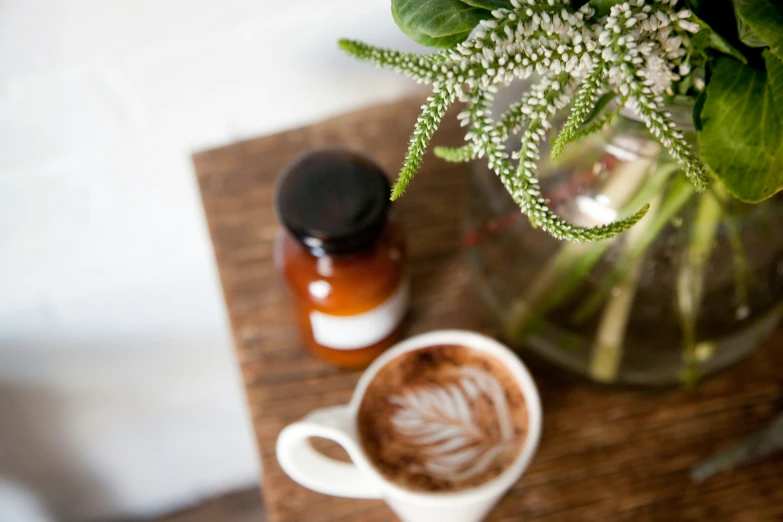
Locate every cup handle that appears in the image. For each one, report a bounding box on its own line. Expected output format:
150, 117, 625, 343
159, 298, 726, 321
276, 405, 382, 499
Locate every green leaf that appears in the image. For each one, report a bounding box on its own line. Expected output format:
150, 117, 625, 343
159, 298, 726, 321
733, 0, 783, 60
458, 0, 511, 8
765, 50, 783, 122
736, 16, 768, 48
391, 0, 490, 49
392, 27, 469, 49
699, 57, 783, 203
686, 0, 749, 61
589, 0, 624, 17
690, 28, 748, 64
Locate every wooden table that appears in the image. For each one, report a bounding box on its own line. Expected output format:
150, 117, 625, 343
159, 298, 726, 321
193, 96, 783, 522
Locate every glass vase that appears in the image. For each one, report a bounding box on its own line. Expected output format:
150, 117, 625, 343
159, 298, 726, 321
465, 101, 783, 386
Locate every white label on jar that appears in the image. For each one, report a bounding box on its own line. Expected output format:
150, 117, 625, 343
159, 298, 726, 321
309, 280, 410, 350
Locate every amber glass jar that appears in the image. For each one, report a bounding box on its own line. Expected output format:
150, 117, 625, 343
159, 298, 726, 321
274, 150, 408, 369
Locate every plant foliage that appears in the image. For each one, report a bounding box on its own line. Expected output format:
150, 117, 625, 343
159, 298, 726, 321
340, 0, 783, 241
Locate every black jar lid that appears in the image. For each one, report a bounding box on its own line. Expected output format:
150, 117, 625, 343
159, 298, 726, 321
275, 149, 392, 255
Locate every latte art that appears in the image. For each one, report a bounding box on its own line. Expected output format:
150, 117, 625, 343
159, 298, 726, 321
389, 367, 517, 482
358, 344, 527, 492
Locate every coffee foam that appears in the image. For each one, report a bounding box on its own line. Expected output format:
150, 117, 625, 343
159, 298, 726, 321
358, 344, 527, 493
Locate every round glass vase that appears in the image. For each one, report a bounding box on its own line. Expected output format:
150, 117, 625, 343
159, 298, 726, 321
465, 104, 783, 386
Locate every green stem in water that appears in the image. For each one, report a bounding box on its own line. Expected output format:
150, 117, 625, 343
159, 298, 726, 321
573, 176, 699, 324
713, 184, 750, 311
677, 190, 723, 385
541, 161, 679, 312
590, 193, 664, 383
723, 216, 750, 312
503, 146, 662, 342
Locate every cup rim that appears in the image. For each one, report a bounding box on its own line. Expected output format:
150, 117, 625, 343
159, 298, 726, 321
348, 329, 542, 504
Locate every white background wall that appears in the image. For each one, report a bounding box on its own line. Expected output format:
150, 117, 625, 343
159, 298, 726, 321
0, 1, 421, 520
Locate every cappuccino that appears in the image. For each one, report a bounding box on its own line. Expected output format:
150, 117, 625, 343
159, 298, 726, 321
358, 344, 528, 492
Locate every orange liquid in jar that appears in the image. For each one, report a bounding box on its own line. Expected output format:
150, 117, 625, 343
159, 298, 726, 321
274, 150, 409, 369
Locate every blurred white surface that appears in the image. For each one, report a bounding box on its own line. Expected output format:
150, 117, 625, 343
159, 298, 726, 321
0, 1, 420, 520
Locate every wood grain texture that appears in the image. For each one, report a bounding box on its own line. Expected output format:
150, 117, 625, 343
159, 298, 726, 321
193, 95, 783, 522
148, 489, 264, 522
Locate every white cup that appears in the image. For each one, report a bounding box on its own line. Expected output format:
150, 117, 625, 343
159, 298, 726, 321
276, 330, 542, 522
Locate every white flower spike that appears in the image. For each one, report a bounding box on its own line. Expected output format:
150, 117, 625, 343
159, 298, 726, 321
340, 0, 707, 242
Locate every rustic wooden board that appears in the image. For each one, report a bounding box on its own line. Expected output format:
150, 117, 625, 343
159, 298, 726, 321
149, 489, 263, 522
193, 95, 783, 522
